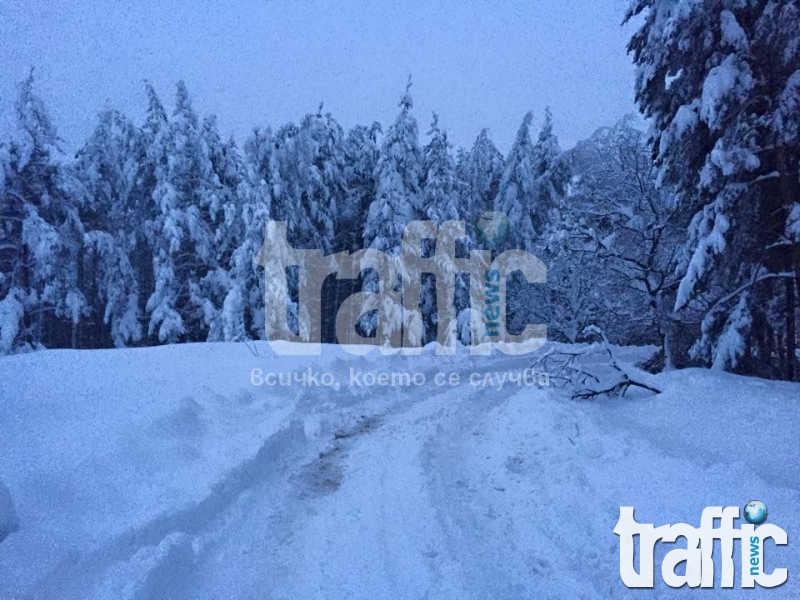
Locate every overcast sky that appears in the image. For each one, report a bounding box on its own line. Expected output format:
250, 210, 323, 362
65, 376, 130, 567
0, 1, 639, 153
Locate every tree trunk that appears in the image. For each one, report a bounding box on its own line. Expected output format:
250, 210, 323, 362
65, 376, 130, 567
655, 291, 674, 370
662, 326, 674, 370
786, 274, 796, 381
776, 147, 799, 380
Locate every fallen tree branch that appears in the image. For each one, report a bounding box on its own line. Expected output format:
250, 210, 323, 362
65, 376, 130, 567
530, 326, 662, 400
573, 373, 662, 400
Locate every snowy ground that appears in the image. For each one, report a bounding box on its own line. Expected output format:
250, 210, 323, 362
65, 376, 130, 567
0, 342, 798, 599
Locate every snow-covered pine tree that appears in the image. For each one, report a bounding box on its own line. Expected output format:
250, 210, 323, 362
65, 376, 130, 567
422, 113, 460, 224
364, 81, 423, 255
298, 108, 346, 254
144, 82, 187, 343
259, 110, 347, 341
451, 129, 506, 345
339, 122, 381, 254
626, 0, 800, 378
0, 71, 85, 353
146, 81, 222, 343
327, 122, 382, 344
531, 108, 570, 224
456, 128, 505, 246
126, 81, 171, 341
266, 123, 320, 338
496, 111, 571, 335
419, 113, 462, 343
268, 108, 344, 254
75, 108, 143, 347
267, 123, 301, 242
202, 117, 245, 265
226, 126, 275, 341
359, 81, 425, 344
201, 116, 248, 341
495, 112, 538, 253
298, 108, 348, 342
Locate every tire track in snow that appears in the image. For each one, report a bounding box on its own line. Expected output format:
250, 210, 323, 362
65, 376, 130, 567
419, 384, 627, 599
165, 368, 470, 599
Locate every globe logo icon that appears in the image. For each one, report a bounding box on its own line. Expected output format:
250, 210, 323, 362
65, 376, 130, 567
744, 500, 767, 524
476, 211, 510, 249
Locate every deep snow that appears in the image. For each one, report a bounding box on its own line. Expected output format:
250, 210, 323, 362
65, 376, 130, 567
0, 342, 797, 598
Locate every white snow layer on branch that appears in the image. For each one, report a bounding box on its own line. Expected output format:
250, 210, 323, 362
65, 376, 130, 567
700, 54, 753, 132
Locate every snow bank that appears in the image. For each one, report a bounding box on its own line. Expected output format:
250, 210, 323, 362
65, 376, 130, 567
0, 477, 19, 543
0, 342, 321, 597
444, 366, 799, 597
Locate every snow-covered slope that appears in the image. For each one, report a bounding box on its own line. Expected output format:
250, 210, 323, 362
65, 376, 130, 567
0, 479, 18, 545
0, 343, 797, 598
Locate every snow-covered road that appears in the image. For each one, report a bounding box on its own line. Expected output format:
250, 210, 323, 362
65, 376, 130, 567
1, 343, 798, 598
